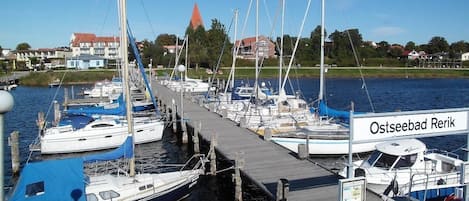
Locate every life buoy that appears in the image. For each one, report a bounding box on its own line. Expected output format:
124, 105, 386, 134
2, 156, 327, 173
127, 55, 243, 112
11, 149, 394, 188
444, 193, 462, 201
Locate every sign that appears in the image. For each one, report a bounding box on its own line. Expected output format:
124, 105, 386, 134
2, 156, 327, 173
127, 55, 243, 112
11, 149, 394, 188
339, 177, 366, 201
352, 109, 469, 143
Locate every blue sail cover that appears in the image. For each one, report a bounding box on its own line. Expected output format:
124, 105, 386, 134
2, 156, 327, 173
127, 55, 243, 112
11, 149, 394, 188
9, 158, 86, 201
65, 94, 126, 116
316, 100, 352, 120
82, 136, 134, 163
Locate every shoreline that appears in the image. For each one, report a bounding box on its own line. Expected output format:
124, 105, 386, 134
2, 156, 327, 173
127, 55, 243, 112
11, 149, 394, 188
11, 67, 469, 86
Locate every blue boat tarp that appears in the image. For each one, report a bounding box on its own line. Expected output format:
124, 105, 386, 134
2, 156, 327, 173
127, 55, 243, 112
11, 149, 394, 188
82, 136, 133, 163
9, 158, 86, 201
314, 100, 364, 120
65, 94, 126, 116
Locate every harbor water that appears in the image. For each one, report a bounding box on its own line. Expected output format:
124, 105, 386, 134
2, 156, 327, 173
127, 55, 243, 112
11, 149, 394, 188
3, 77, 469, 200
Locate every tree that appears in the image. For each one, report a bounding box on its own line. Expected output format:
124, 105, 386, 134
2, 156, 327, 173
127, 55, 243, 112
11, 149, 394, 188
427, 36, 449, 54
0, 45, 3, 57
155, 34, 177, 46
389, 45, 404, 58
404, 41, 416, 50
186, 25, 208, 69
16, 42, 31, 51
449, 40, 468, 58
375, 41, 390, 57
309, 25, 324, 60
206, 19, 230, 69
328, 29, 363, 65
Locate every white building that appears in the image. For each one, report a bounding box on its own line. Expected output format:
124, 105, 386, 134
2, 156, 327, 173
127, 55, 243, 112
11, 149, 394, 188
461, 52, 469, 61
66, 54, 106, 70
15, 48, 72, 69
69, 33, 120, 59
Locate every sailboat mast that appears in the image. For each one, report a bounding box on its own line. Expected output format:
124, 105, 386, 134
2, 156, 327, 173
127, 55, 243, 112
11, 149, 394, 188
254, 0, 259, 99
118, 0, 136, 177
279, 0, 285, 95
318, 0, 325, 101
231, 9, 238, 90
185, 35, 189, 79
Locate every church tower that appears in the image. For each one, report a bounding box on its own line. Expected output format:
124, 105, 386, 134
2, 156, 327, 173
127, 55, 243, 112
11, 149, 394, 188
189, 3, 204, 30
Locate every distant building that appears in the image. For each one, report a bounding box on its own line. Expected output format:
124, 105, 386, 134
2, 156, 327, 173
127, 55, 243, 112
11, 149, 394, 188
15, 47, 72, 69
163, 45, 178, 54
235, 36, 276, 59
461, 52, 469, 61
66, 54, 106, 70
1, 49, 12, 57
402, 50, 420, 60
418, 51, 428, 60
69, 33, 120, 59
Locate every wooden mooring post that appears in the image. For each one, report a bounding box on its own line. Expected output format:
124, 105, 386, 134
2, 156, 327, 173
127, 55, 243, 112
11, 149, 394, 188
181, 113, 188, 144
209, 134, 217, 175
63, 88, 69, 108
276, 178, 289, 201
235, 152, 245, 201
264, 127, 272, 141
171, 99, 177, 133
193, 121, 201, 154
8, 131, 20, 176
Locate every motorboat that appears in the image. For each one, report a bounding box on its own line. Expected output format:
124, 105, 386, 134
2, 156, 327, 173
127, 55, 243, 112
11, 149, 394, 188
341, 139, 465, 201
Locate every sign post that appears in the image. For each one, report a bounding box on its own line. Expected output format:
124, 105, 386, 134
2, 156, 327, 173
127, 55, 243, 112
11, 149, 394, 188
346, 108, 469, 199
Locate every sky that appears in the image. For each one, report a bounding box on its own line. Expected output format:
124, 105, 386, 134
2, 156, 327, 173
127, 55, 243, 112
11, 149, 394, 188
1, 0, 468, 49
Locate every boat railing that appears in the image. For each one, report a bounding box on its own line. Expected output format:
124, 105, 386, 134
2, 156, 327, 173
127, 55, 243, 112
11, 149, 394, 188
425, 148, 460, 159
85, 158, 131, 177
400, 171, 462, 197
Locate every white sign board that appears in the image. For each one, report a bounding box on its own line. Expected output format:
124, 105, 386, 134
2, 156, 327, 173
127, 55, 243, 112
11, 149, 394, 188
352, 110, 469, 143
339, 177, 366, 201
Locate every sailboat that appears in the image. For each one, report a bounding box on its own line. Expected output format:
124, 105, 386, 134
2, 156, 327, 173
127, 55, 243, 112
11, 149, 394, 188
9, 0, 205, 200
33, 5, 166, 155
268, 0, 378, 155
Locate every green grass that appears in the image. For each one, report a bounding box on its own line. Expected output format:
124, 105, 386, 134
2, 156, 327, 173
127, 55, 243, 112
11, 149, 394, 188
17, 67, 469, 86
20, 70, 120, 86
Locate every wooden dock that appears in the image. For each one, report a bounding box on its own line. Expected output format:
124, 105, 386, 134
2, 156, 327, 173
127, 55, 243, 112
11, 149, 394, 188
152, 80, 382, 201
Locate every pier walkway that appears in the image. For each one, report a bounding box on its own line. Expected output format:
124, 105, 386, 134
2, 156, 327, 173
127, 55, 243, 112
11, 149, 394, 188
152, 81, 381, 201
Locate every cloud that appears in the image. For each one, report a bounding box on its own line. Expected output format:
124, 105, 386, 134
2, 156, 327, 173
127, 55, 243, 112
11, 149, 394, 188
372, 26, 406, 37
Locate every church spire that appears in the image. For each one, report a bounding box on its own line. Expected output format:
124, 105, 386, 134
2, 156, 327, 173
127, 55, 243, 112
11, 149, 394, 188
189, 3, 204, 29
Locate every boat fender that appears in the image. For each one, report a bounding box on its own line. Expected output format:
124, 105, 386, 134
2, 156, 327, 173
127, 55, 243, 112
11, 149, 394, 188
444, 193, 462, 201
437, 178, 446, 185
383, 179, 399, 196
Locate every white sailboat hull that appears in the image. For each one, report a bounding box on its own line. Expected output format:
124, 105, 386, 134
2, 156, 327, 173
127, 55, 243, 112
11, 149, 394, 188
40, 119, 164, 154
86, 170, 201, 201
271, 137, 377, 155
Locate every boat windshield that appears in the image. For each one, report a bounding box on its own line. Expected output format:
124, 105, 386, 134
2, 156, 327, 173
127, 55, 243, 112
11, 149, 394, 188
393, 153, 417, 169
368, 151, 398, 170
367, 151, 418, 170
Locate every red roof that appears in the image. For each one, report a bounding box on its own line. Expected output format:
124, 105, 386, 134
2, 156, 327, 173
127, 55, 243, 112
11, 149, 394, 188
189, 3, 204, 29
235, 36, 269, 46
71, 33, 119, 47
